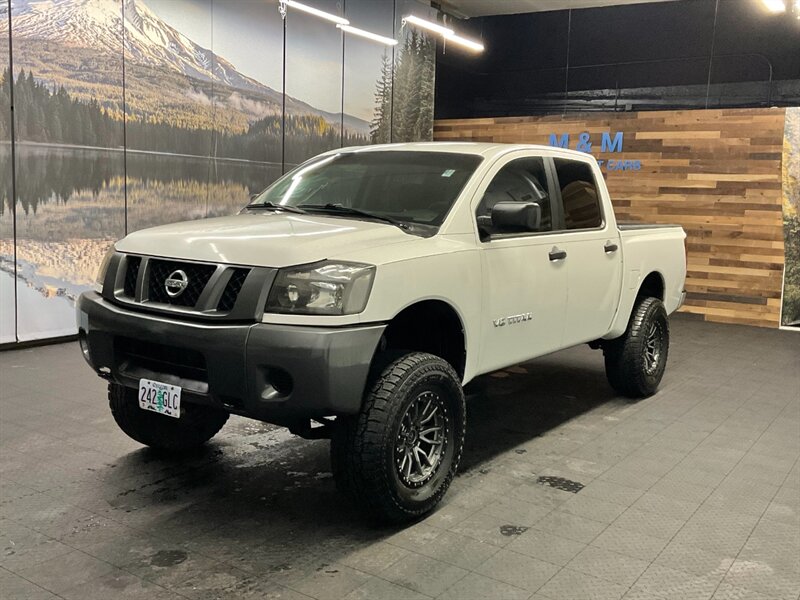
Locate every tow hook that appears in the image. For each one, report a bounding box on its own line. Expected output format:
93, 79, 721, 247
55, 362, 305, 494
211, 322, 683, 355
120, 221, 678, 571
288, 417, 337, 440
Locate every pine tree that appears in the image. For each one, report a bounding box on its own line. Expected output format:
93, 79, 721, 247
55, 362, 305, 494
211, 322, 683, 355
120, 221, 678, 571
417, 33, 435, 141
402, 31, 423, 142
0, 68, 10, 141
370, 51, 392, 144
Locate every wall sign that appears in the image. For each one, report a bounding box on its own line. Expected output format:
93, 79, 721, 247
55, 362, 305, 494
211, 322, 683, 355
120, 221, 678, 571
548, 131, 642, 173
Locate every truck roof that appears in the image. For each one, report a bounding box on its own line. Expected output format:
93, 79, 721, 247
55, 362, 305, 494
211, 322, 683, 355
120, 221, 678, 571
334, 141, 591, 161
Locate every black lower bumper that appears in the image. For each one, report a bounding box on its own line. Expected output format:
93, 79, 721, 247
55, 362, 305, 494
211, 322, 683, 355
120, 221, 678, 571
76, 292, 385, 425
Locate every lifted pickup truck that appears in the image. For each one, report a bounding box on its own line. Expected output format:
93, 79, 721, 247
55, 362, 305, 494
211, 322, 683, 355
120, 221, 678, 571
77, 142, 686, 522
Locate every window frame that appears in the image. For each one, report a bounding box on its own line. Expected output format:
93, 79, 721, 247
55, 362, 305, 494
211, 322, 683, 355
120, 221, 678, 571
549, 157, 607, 233
473, 155, 561, 242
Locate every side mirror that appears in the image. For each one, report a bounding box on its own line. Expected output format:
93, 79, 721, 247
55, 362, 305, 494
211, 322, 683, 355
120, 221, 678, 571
491, 201, 541, 233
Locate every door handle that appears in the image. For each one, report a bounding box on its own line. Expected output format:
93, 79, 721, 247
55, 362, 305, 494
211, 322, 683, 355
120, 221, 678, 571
549, 247, 567, 262
604, 241, 619, 254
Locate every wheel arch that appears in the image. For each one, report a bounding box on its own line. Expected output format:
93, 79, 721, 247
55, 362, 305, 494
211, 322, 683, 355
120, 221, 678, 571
604, 270, 667, 340
637, 271, 665, 301
376, 299, 467, 379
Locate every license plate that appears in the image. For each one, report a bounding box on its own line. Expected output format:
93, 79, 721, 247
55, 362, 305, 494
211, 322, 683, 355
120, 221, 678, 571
138, 379, 181, 419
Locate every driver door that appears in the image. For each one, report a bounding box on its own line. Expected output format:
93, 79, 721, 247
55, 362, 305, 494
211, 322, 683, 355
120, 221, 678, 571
476, 155, 568, 374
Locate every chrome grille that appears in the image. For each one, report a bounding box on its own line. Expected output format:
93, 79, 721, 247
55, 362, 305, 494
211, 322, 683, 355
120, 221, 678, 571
123, 256, 141, 298
110, 253, 273, 321
147, 259, 216, 307
217, 268, 250, 312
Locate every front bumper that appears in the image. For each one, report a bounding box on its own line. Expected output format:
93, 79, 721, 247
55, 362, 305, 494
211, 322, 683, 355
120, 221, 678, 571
77, 292, 385, 425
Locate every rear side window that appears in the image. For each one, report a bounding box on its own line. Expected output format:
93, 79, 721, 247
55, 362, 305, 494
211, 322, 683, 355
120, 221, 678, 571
554, 159, 602, 230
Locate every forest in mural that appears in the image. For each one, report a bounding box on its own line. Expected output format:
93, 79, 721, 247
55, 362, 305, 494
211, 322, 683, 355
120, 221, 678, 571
0, 68, 370, 165
1, 0, 11, 345
782, 107, 800, 327
370, 30, 436, 144
0, 0, 437, 343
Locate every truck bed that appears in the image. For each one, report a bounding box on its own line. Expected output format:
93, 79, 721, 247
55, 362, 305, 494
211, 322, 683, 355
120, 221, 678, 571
618, 222, 682, 231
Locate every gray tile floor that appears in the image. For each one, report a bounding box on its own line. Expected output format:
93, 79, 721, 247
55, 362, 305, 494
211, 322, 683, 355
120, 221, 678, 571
1, 316, 798, 600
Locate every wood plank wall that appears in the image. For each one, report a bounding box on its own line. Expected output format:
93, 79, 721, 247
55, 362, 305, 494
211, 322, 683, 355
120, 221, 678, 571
434, 109, 787, 328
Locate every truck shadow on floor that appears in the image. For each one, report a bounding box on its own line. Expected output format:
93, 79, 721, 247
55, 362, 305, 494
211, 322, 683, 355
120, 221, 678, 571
460, 351, 620, 473
94, 347, 625, 582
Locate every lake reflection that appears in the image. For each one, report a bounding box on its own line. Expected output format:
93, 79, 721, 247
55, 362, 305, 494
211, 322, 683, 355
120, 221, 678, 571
1, 143, 282, 341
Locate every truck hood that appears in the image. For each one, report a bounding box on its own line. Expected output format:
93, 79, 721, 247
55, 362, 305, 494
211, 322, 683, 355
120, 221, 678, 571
115, 213, 416, 268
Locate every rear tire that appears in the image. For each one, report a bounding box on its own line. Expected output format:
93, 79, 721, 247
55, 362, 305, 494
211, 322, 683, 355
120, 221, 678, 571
331, 352, 466, 523
604, 296, 669, 398
108, 383, 229, 452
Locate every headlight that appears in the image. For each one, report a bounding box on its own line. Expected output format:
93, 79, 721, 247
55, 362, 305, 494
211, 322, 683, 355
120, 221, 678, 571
94, 246, 116, 293
266, 261, 375, 315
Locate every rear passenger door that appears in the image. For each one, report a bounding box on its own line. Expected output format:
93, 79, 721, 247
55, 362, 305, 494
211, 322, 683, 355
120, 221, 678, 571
551, 158, 623, 345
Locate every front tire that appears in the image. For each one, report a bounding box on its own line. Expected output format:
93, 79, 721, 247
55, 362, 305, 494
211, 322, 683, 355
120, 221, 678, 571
108, 383, 229, 452
604, 296, 669, 398
331, 352, 466, 523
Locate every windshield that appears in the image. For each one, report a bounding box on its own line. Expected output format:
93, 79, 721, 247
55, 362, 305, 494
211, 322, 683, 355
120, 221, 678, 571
249, 151, 483, 229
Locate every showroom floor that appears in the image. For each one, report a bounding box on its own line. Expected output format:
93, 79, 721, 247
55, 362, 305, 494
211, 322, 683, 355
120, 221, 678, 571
1, 316, 798, 600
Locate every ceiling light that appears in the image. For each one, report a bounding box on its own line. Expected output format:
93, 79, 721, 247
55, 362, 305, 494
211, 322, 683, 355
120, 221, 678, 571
761, 0, 786, 12
445, 33, 484, 52
280, 0, 349, 25
337, 24, 398, 46
402, 14, 484, 53
402, 14, 454, 37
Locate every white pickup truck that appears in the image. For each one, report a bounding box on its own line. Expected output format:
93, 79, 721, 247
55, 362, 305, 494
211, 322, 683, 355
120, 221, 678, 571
77, 142, 686, 522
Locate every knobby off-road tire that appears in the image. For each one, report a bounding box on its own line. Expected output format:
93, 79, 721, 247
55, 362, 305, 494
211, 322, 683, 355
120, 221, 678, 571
604, 296, 669, 398
331, 352, 466, 523
108, 383, 229, 452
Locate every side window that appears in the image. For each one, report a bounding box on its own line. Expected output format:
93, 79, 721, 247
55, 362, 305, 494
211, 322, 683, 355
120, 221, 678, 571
553, 159, 602, 230
476, 157, 552, 237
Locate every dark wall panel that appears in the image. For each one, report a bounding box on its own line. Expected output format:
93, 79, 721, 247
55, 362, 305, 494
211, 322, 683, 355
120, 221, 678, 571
714, 0, 800, 80
482, 11, 568, 73
568, 2, 715, 66
436, 0, 800, 119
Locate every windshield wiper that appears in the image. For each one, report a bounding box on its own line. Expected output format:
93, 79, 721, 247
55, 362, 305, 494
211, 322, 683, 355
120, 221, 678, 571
300, 203, 409, 230
243, 201, 307, 214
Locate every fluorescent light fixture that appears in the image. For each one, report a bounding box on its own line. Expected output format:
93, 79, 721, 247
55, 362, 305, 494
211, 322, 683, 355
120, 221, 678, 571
446, 33, 484, 52
281, 0, 349, 25
761, 0, 786, 12
402, 14, 484, 53
402, 14, 454, 37
337, 24, 398, 46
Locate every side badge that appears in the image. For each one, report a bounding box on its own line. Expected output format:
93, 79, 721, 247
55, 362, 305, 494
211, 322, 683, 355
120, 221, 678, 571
493, 312, 533, 327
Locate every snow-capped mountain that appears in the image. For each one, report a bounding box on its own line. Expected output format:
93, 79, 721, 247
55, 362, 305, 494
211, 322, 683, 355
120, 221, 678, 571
10, 0, 125, 53
10, 0, 274, 95
123, 0, 277, 97
7, 0, 369, 132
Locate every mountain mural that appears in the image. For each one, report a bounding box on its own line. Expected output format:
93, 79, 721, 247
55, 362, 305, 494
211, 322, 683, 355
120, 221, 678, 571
1, 0, 437, 343
6, 0, 369, 135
